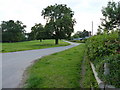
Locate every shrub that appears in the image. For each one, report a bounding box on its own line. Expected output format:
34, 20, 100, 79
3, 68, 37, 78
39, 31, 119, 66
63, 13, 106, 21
86, 31, 119, 61
95, 54, 120, 87
86, 31, 120, 87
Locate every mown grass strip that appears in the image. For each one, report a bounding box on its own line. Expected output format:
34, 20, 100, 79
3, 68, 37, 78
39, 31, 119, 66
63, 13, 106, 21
24, 44, 85, 88
2, 39, 70, 53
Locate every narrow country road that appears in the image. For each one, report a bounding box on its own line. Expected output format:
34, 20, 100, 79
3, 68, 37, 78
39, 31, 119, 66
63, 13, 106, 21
2, 41, 80, 88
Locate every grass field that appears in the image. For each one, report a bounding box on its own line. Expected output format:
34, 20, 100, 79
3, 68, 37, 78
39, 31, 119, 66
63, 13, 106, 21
24, 44, 86, 88
1, 40, 70, 53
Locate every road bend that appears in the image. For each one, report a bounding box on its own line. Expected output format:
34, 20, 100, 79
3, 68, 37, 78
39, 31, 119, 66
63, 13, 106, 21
2, 41, 80, 88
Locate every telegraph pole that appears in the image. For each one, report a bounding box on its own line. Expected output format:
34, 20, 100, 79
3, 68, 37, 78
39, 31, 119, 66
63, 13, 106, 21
92, 21, 93, 36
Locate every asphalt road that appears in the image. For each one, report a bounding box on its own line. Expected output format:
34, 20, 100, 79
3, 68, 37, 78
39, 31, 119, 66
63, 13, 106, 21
2, 41, 80, 88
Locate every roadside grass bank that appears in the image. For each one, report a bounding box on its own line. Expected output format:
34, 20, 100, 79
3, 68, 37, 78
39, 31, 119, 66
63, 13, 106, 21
24, 44, 86, 88
1, 39, 70, 53
80, 51, 98, 88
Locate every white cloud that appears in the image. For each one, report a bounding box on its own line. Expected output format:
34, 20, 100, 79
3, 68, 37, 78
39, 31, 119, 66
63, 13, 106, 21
0, 0, 119, 34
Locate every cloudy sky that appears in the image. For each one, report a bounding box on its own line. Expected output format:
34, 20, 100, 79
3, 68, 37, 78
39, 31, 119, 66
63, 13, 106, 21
0, 0, 119, 34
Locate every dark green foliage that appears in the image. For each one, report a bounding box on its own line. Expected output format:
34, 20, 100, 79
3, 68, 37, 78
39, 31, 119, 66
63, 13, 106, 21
28, 23, 48, 41
95, 54, 120, 87
86, 31, 120, 87
1, 20, 26, 42
72, 30, 91, 38
98, 1, 120, 34
42, 4, 76, 44
86, 31, 119, 61
89, 1, 120, 87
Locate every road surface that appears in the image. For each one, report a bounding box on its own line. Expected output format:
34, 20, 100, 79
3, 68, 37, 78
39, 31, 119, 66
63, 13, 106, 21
2, 41, 80, 88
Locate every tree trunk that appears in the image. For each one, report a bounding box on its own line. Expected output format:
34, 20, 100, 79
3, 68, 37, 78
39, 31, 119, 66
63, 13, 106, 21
40, 39, 42, 42
55, 39, 58, 45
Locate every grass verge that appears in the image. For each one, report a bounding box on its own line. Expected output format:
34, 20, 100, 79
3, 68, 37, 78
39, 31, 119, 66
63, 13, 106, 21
24, 44, 85, 88
1, 39, 70, 53
81, 53, 98, 88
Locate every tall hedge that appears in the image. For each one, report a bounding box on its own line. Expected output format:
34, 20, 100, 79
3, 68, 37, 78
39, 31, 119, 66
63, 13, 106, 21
86, 31, 119, 61
86, 31, 120, 87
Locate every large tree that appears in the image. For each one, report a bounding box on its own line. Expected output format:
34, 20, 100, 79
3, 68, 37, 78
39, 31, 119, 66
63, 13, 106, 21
1, 20, 26, 42
98, 1, 120, 34
42, 4, 76, 44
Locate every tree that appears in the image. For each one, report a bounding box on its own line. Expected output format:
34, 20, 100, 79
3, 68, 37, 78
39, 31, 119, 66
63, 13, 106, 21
1, 20, 26, 42
97, 27, 102, 35
82, 29, 89, 38
42, 4, 76, 44
98, 1, 120, 34
72, 29, 90, 39
30, 23, 41, 40
29, 23, 47, 42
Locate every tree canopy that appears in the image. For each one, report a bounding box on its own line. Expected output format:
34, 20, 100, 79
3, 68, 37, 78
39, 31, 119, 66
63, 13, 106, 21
1, 20, 26, 42
28, 23, 51, 42
72, 29, 91, 39
98, 1, 120, 34
42, 4, 76, 44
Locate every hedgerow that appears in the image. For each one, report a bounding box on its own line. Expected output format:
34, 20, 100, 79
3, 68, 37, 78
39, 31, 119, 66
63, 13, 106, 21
94, 54, 120, 87
86, 31, 120, 87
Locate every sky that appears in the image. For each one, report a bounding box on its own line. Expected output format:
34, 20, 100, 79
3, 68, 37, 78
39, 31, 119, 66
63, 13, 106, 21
0, 0, 119, 35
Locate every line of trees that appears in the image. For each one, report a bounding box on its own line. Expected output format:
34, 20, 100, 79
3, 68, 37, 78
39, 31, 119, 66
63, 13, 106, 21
1, 4, 76, 44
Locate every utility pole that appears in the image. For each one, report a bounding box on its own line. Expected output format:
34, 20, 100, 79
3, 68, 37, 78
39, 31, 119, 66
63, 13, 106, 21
92, 21, 93, 36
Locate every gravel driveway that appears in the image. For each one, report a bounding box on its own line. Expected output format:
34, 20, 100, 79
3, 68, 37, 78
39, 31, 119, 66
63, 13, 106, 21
2, 41, 80, 88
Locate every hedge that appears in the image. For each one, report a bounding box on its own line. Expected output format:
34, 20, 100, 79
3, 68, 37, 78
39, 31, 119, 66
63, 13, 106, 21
86, 31, 120, 87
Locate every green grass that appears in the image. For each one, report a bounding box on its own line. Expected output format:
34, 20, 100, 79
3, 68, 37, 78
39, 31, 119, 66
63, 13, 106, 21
24, 44, 85, 88
1, 39, 70, 53
81, 54, 98, 88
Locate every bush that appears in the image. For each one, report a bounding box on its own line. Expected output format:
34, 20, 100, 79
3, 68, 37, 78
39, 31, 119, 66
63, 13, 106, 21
95, 54, 120, 87
86, 31, 120, 87
86, 31, 119, 61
